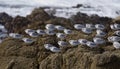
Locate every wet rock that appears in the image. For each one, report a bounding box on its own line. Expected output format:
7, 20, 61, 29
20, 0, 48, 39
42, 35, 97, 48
72, 4, 83, 8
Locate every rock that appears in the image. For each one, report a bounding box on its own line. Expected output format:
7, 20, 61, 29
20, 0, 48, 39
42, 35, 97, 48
91, 52, 120, 69
71, 12, 112, 24
39, 54, 63, 69
6, 59, 15, 69
0, 38, 38, 58
0, 12, 13, 24
0, 7, 119, 69
0, 56, 38, 69
93, 52, 118, 66
10, 16, 31, 33
27, 8, 51, 22
72, 4, 83, 8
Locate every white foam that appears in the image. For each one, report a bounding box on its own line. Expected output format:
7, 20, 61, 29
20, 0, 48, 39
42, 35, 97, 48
0, 0, 120, 18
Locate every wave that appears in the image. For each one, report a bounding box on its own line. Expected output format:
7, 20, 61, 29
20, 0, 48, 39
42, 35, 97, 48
0, 0, 120, 18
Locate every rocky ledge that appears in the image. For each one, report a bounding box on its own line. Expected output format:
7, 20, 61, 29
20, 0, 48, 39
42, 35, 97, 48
0, 8, 120, 69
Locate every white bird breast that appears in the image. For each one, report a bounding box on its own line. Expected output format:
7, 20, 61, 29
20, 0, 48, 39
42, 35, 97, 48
78, 39, 88, 45
50, 46, 61, 52
82, 28, 92, 34
86, 41, 97, 48
113, 42, 120, 49
45, 24, 55, 31
55, 25, 65, 31
58, 41, 68, 46
74, 24, 85, 30
95, 24, 105, 30
69, 40, 79, 46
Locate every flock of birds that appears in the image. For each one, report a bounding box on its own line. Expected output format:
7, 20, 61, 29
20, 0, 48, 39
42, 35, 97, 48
0, 23, 120, 53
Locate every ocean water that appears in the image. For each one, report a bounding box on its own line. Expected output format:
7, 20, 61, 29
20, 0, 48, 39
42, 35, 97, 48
0, 0, 120, 18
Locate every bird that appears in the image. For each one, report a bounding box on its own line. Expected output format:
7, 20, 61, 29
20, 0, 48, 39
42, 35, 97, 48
56, 33, 66, 39
110, 24, 120, 30
55, 25, 65, 31
58, 41, 68, 47
96, 30, 106, 37
81, 28, 92, 34
114, 23, 120, 30
69, 40, 80, 46
114, 31, 120, 36
1, 28, 8, 33
22, 38, 34, 43
113, 42, 120, 49
86, 41, 97, 48
110, 24, 116, 30
0, 32, 8, 38
50, 46, 61, 53
28, 32, 39, 37
36, 29, 46, 35
64, 29, 72, 34
74, 24, 85, 30
86, 24, 95, 29
9, 33, 22, 39
108, 36, 120, 42
0, 24, 5, 29
78, 39, 88, 45
45, 24, 55, 31
45, 30, 55, 35
25, 29, 36, 34
93, 37, 106, 45
44, 44, 54, 50
95, 24, 105, 30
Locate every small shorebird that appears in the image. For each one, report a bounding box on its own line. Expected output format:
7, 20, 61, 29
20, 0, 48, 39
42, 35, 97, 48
22, 38, 34, 43
9, 33, 22, 39
45, 24, 55, 31
74, 24, 85, 30
69, 40, 80, 46
95, 24, 105, 30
